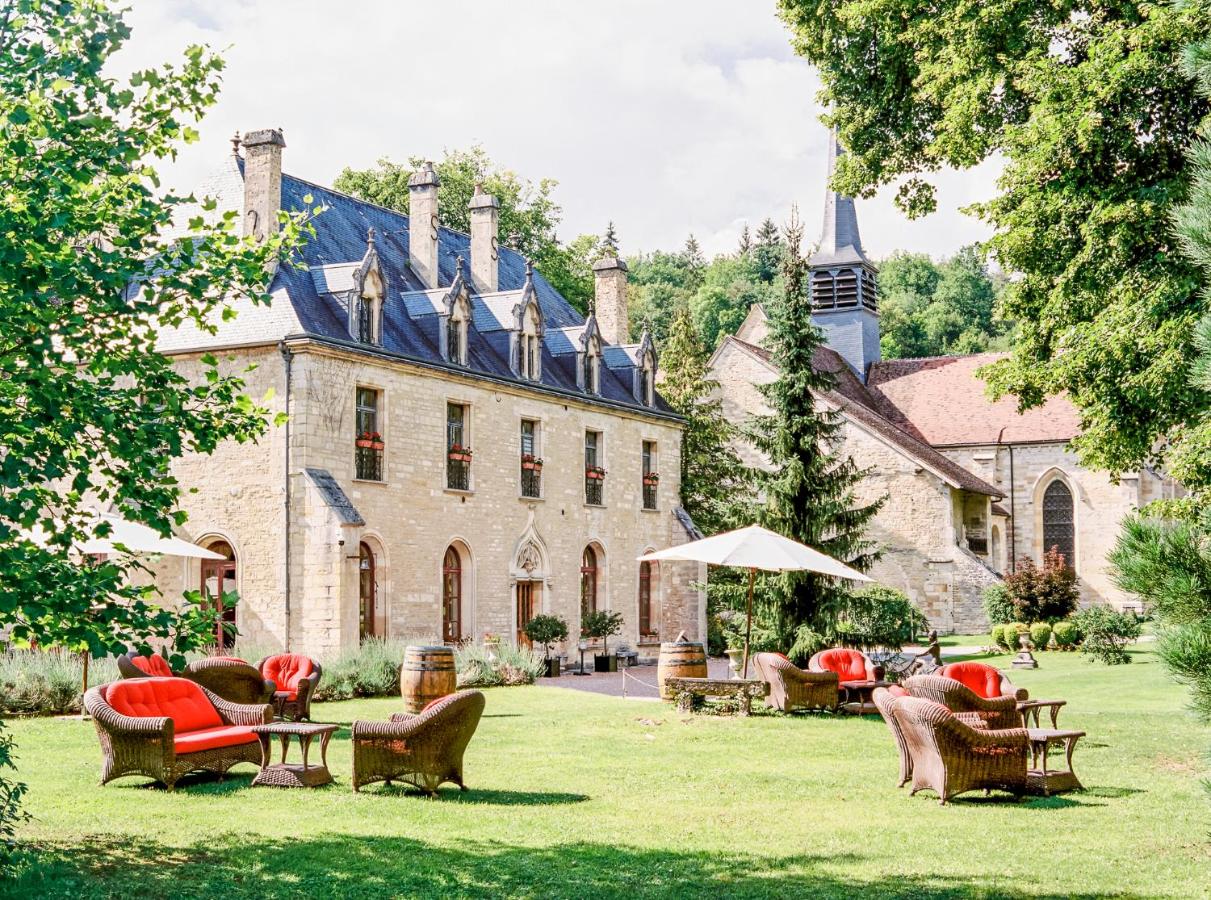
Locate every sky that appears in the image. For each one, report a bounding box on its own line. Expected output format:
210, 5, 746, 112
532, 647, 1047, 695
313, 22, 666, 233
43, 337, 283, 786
119, 0, 1000, 260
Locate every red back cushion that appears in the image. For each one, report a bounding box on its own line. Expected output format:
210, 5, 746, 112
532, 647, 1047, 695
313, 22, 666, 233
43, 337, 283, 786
106, 677, 222, 733
940, 662, 1004, 699
263, 654, 314, 692
131, 654, 173, 677
815, 649, 868, 682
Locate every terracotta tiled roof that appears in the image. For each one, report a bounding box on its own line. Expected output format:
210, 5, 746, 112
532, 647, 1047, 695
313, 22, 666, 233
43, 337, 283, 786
729, 339, 1001, 497
867, 354, 1081, 447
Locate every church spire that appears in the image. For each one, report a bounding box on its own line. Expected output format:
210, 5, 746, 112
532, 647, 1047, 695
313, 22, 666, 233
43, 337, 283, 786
809, 129, 868, 267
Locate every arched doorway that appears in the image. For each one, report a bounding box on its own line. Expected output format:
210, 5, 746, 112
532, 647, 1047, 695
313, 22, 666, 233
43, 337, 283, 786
442, 545, 462, 644
358, 541, 377, 641
638, 560, 655, 639
200, 540, 237, 650
580, 546, 599, 619
1042, 480, 1076, 570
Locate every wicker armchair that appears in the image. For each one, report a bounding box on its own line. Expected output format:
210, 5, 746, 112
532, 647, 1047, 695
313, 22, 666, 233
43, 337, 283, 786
808, 647, 885, 685
116, 651, 176, 679
351, 690, 486, 795
183, 657, 275, 705
256, 654, 322, 721
892, 696, 1029, 804
752, 652, 839, 712
938, 662, 1028, 701
904, 674, 1022, 730
84, 677, 272, 790
872, 686, 913, 787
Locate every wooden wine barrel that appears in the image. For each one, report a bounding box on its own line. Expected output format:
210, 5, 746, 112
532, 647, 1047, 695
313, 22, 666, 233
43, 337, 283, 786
657, 640, 707, 699
400, 645, 457, 713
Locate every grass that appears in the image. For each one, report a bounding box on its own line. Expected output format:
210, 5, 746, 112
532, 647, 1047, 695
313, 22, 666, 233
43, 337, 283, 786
2, 646, 1208, 899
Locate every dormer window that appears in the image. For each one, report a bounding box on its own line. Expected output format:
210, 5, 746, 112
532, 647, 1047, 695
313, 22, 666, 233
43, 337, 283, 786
519, 303, 542, 381
357, 270, 384, 345
634, 330, 658, 407
447, 302, 469, 365
640, 362, 653, 406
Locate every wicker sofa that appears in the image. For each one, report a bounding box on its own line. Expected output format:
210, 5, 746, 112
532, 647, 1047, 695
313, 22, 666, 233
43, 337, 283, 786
183, 656, 275, 705
84, 677, 272, 790
938, 661, 1028, 702
904, 674, 1023, 730
752, 652, 839, 712
351, 690, 486, 795
891, 696, 1029, 804
256, 654, 322, 721
116, 651, 176, 679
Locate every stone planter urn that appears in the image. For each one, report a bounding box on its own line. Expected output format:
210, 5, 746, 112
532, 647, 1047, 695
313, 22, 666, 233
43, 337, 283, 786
725, 648, 745, 680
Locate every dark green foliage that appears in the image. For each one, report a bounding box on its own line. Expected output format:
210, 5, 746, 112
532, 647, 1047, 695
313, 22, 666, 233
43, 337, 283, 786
753, 218, 783, 284
0, 723, 28, 872
749, 210, 884, 657
1074, 606, 1142, 665
1002, 550, 1080, 623
580, 610, 625, 655
523, 615, 569, 660
993, 624, 1020, 652
1029, 622, 1053, 650
830, 586, 927, 650
981, 583, 1015, 626
778, 0, 1211, 476
1052, 621, 1081, 649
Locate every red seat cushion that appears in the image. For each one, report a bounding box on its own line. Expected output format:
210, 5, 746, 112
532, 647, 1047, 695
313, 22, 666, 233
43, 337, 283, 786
106, 677, 223, 734
173, 725, 258, 754
815, 649, 869, 682
263, 654, 314, 697
940, 662, 1006, 699
130, 654, 173, 677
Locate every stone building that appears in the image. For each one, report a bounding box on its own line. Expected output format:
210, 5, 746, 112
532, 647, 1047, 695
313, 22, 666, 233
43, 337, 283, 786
710, 134, 1178, 632
150, 129, 704, 658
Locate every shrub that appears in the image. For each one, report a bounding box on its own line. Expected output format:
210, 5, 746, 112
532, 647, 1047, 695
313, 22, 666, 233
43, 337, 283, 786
831, 586, 929, 650
1003, 549, 1080, 623
1052, 620, 1080, 648
581, 610, 625, 655
455, 642, 545, 687
311, 638, 410, 701
994, 623, 1022, 651
982, 583, 1015, 626
1029, 622, 1052, 650
0, 723, 28, 874
1073, 605, 1141, 665
0, 650, 119, 715
523, 614, 569, 660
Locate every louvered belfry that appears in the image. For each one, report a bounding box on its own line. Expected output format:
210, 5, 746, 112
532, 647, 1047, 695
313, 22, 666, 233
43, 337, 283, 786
808, 131, 881, 382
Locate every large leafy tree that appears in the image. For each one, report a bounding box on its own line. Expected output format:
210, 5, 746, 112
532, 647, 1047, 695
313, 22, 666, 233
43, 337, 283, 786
0, 0, 308, 657
749, 211, 883, 656
778, 0, 1211, 475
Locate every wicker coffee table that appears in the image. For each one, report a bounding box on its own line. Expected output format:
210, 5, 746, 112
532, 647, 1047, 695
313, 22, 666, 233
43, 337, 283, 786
1026, 728, 1085, 796
1018, 699, 1066, 729
251, 722, 339, 788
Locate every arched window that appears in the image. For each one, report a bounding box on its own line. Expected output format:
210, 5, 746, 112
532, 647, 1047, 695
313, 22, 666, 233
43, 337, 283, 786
200, 540, 237, 650
359, 542, 377, 641
443, 546, 462, 643
1042, 480, 1076, 570
580, 546, 598, 618
638, 561, 653, 638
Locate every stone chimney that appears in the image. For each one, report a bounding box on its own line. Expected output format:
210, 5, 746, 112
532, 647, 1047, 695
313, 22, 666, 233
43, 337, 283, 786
408, 162, 441, 289
241, 128, 286, 241
468, 184, 500, 293
592, 257, 629, 344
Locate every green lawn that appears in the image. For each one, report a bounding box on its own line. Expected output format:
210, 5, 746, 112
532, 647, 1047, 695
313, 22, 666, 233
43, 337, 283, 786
3, 647, 1208, 899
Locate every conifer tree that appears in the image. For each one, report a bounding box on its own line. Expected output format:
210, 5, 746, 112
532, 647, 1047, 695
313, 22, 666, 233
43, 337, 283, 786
737, 222, 753, 256
683, 234, 706, 290
602, 220, 620, 257
754, 217, 783, 283
749, 208, 883, 656
659, 300, 753, 534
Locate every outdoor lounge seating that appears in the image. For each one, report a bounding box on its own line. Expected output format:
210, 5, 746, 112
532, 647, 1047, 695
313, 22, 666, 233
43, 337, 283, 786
184, 656, 275, 705
872, 686, 913, 787
351, 690, 486, 795
892, 696, 1029, 804
808, 647, 886, 711
257, 653, 322, 721
116, 650, 175, 679
83, 676, 272, 790
903, 674, 1022, 730
937, 661, 1028, 701
752, 652, 839, 712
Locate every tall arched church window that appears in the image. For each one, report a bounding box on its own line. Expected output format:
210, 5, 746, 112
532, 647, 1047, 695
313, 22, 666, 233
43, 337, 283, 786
638, 561, 653, 638
580, 546, 598, 618
359, 542, 377, 641
1042, 480, 1076, 570
442, 546, 462, 643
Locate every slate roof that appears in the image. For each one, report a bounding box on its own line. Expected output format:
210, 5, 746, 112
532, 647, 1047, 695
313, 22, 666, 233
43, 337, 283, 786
728, 338, 1002, 497
156, 153, 672, 419
304, 468, 364, 525
809, 132, 870, 269
866, 353, 1082, 446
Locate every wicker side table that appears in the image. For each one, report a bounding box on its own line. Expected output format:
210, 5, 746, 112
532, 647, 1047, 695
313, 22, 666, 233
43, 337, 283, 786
1026, 728, 1086, 796
1017, 699, 1066, 729
251, 722, 339, 788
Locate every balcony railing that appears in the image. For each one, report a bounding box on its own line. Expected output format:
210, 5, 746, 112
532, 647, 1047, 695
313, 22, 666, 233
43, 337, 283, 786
355, 446, 383, 481
642, 482, 657, 510
447, 458, 470, 491
521, 466, 542, 499
585, 476, 603, 506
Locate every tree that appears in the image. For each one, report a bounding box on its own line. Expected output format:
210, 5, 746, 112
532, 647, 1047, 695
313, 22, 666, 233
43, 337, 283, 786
777, 0, 1211, 476
753, 217, 783, 283
682, 234, 706, 290
749, 210, 884, 656
659, 301, 753, 535
737, 223, 753, 256
602, 221, 620, 257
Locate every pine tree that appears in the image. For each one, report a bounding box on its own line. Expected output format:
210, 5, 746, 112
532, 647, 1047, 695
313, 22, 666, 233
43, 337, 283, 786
659, 300, 753, 534
749, 208, 884, 656
737, 222, 753, 256
602, 220, 620, 257
683, 234, 706, 290
754, 217, 782, 283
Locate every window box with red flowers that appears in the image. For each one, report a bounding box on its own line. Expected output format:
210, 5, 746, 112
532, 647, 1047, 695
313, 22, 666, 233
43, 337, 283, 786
355, 430, 384, 450
447, 444, 473, 463
642, 472, 660, 487
521, 454, 544, 472
585, 465, 607, 481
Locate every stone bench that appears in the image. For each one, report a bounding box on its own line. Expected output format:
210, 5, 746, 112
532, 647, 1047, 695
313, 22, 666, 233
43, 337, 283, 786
664, 676, 769, 716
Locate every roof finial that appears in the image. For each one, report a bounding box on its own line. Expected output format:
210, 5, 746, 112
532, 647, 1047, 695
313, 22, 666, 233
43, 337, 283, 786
455, 254, 465, 277
367, 226, 376, 248
587, 294, 596, 318
230, 131, 241, 156
525, 258, 534, 280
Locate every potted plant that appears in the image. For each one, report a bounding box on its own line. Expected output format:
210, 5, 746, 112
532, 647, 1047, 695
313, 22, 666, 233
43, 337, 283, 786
521, 454, 543, 471
581, 610, 624, 672
355, 430, 384, 450
642, 471, 660, 486
448, 443, 473, 463
523, 614, 568, 677
585, 464, 607, 481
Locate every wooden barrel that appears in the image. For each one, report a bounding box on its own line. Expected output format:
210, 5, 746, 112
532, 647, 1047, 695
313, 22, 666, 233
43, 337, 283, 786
400, 645, 456, 713
657, 641, 707, 699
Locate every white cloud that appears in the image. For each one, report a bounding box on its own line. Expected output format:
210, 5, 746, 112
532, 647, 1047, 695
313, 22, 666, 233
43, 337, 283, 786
118, 0, 997, 261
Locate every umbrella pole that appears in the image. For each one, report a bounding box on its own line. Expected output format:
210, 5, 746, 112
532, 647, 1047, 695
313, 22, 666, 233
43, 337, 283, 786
742, 567, 754, 679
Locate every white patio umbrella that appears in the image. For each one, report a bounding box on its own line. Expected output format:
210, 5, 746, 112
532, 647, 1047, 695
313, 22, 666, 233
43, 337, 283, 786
638, 524, 872, 678
77, 514, 225, 559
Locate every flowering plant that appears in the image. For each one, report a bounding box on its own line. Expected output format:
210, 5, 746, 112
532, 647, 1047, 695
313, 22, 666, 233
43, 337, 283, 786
585, 464, 607, 479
